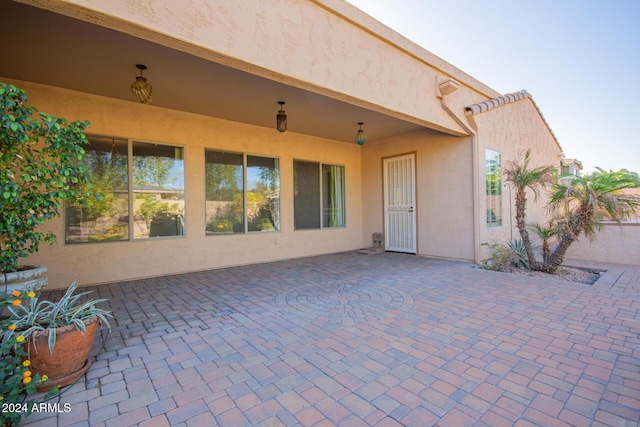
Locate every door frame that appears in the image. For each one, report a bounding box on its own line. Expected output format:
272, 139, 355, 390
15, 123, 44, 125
382, 152, 418, 254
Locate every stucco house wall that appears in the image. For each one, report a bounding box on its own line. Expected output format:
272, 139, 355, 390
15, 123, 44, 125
9, 79, 363, 287
464, 93, 563, 261
361, 131, 475, 261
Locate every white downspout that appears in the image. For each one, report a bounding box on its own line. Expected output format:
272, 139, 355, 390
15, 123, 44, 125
437, 79, 481, 264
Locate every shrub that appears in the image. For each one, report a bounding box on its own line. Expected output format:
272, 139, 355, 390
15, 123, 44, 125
482, 239, 529, 271
1, 83, 96, 273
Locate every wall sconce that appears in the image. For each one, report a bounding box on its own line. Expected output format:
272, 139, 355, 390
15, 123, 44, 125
354, 122, 367, 145
276, 101, 287, 132
131, 64, 152, 104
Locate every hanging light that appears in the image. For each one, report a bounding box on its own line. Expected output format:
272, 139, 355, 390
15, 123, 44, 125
354, 122, 367, 145
276, 101, 287, 132
131, 64, 152, 104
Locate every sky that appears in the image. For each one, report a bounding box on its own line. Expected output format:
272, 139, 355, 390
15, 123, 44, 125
345, 0, 640, 174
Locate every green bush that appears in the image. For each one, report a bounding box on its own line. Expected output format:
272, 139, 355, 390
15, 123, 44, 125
1, 83, 96, 273
482, 239, 529, 271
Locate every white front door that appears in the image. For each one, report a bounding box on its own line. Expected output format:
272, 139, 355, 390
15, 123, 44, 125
383, 154, 417, 254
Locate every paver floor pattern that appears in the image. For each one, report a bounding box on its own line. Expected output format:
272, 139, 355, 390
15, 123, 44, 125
23, 252, 640, 426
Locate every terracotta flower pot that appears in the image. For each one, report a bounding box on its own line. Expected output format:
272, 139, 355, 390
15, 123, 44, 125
25, 317, 99, 390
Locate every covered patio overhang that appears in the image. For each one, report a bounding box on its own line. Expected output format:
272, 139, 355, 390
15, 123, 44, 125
0, 0, 502, 288
1, 0, 467, 143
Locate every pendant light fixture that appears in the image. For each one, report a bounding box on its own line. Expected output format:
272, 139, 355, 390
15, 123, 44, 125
131, 64, 152, 104
354, 122, 367, 145
276, 101, 287, 132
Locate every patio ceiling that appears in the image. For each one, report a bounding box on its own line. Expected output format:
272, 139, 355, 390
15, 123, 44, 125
0, 1, 442, 144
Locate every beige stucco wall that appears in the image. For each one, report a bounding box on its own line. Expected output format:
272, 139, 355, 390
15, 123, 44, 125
566, 224, 640, 266
361, 130, 475, 261
7, 79, 363, 288
25, 0, 498, 135
466, 99, 563, 261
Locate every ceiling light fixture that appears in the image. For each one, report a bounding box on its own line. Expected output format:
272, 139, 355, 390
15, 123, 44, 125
276, 101, 287, 132
131, 64, 152, 104
354, 122, 367, 145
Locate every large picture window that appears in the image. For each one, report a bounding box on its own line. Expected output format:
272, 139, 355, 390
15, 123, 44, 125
65, 136, 185, 243
205, 150, 280, 234
132, 142, 185, 238
486, 149, 502, 228
294, 160, 345, 229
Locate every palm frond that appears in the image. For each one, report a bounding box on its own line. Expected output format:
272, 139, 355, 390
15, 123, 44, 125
505, 148, 555, 199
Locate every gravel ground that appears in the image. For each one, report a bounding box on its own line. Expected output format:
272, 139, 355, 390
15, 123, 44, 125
498, 265, 604, 285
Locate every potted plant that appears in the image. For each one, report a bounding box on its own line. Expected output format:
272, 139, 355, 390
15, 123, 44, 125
1, 290, 56, 427
5, 282, 111, 390
0, 83, 95, 294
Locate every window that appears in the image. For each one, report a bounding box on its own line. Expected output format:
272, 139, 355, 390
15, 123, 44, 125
294, 160, 345, 229
205, 151, 243, 233
66, 136, 185, 243
486, 149, 502, 228
132, 142, 185, 238
248, 155, 280, 232
205, 150, 280, 234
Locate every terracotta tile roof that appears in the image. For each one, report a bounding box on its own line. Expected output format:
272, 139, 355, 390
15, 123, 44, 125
464, 90, 561, 151
464, 90, 532, 116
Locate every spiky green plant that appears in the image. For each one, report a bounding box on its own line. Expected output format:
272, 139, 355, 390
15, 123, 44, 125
507, 239, 530, 269
6, 282, 111, 354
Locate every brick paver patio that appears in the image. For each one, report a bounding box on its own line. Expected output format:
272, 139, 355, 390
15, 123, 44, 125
22, 252, 640, 426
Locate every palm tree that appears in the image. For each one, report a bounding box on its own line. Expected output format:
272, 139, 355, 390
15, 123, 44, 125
529, 222, 562, 265
504, 149, 555, 270
543, 169, 640, 273
506, 150, 640, 274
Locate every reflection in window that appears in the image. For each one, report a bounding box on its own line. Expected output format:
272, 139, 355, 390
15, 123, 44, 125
205, 151, 244, 234
66, 137, 129, 243
486, 149, 502, 228
323, 164, 345, 227
294, 161, 345, 230
65, 137, 185, 243
248, 155, 280, 232
132, 142, 185, 238
205, 150, 280, 234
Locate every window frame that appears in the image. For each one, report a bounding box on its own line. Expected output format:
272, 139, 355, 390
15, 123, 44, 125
64, 135, 186, 244
204, 149, 281, 235
293, 159, 346, 230
485, 148, 502, 228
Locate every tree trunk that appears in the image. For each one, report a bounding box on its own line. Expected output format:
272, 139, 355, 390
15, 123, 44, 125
541, 233, 575, 273
515, 189, 541, 270
543, 207, 592, 274
542, 240, 550, 264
